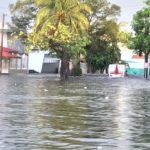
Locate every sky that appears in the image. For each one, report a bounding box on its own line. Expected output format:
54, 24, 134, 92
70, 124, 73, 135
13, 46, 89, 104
0, 0, 146, 31
0, 0, 16, 23
110, 0, 145, 31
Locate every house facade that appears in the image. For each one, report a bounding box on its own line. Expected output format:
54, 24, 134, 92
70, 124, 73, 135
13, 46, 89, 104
120, 46, 145, 75
0, 24, 24, 74
28, 50, 60, 74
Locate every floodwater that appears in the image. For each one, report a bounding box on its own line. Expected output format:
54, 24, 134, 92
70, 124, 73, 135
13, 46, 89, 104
0, 74, 150, 150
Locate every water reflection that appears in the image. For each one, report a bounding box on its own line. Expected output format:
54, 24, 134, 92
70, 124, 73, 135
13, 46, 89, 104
0, 75, 150, 149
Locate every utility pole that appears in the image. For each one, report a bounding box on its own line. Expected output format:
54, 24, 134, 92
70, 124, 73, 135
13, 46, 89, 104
0, 14, 5, 73
144, 15, 150, 79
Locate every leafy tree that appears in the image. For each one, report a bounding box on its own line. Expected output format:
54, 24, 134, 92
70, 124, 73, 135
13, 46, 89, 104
85, 0, 120, 24
86, 20, 121, 73
8, 0, 37, 51
129, 0, 150, 78
118, 22, 132, 46
29, 0, 91, 80
9, 0, 123, 77
9, 0, 91, 80
9, 0, 37, 34
85, 0, 121, 73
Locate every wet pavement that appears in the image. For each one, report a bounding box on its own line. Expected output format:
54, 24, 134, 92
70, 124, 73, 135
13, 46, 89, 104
0, 74, 150, 150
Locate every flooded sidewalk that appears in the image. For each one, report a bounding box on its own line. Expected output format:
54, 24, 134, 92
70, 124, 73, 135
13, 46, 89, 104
0, 74, 150, 150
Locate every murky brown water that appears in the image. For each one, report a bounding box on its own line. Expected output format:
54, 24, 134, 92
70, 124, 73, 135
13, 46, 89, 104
0, 74, 150, 150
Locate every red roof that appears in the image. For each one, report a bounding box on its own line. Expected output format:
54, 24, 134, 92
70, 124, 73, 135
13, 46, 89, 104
132, 55, 144, 59
2, 47, 18, 53
0, 47, 20, 58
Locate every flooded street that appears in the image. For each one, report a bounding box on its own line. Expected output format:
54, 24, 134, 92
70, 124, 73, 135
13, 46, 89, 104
0, 74, 150, 150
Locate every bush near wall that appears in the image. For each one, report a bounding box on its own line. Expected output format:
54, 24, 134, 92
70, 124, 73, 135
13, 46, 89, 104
71, 66, 82, 76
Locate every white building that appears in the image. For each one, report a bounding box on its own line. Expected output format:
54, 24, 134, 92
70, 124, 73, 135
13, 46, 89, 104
120, 45, 145, 75
0, 23, 27, 74
28, 49, 60, 74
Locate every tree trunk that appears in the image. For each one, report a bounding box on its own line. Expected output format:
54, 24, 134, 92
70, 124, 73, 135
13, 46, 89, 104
106, 67, 108, 74
100, 69, 103, 74
87, 63, 92, 73
60, 52, 69, 81
144, 53, 149, 79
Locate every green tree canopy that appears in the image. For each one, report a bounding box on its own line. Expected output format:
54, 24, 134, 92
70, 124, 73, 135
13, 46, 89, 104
29, 0, 91, 80
85, 0, 121, 73
9, 0, 37, 34
86, 20, 121, 73
9, 0, 91, 80
129, 0, 150, 78
9, 0, 124, 78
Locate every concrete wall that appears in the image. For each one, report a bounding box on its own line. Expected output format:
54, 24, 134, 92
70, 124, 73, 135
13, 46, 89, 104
0, 31, 8, 47
41, 63, 59, 73
80, 63, 87, 74
28, 51, 45, 73
1, 59, 9, 73
28, 51, 60, 74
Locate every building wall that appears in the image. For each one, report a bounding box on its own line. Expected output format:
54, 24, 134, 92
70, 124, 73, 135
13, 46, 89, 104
28, 51, 45, 73
0, 24, 10, 47
121, 46, 145, 75
0, 32, 8, 47
28, 51, 60, 74
10, 54, 28, 71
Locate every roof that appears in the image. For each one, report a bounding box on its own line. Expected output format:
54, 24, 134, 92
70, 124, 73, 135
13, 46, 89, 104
132, 55, 144, 59
0, 47, 20, 59
2, 47, 18, 53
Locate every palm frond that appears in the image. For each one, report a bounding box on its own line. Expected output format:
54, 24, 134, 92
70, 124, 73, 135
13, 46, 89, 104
35, 0, 52, 6
79, 3, 92, 14
35, 7, 51, 28
34, 0, 91, 33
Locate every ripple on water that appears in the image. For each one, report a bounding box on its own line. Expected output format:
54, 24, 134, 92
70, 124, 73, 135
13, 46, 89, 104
0, 75, 150, 149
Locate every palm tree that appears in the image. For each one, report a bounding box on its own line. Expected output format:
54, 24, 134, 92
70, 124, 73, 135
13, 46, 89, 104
35, 0, 90, 32
33, 0, 91, 80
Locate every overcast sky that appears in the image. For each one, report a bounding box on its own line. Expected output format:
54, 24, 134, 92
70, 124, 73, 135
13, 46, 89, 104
0, 0, 145, 30
110, 0, 145, 21
110, 0, 145, 30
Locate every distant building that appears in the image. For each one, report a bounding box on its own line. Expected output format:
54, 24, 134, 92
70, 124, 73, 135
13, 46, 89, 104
0, 23, 28, 74
28, 49, 60, 74
0, 23, 60, 74
120, 45, 145, 75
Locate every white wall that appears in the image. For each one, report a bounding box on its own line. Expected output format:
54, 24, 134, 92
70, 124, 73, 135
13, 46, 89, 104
0, 24, 9, 47
28, 51, 45, 73
80, 63, 87, 74
0, 32, 8, 47
1, 59, 9, 73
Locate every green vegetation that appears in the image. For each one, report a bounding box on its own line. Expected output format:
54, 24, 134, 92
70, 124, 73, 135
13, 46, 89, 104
9, 0, 36, 34
9, 0, 129, 79
31, 0, 91, 80
10, 0, 91, 80
71, 66, 82, 76
86, 20, 121, 73
129, 0, 150, 78
85, 0, 121, 73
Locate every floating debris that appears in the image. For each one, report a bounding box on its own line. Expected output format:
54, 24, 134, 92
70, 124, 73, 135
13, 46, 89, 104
105, 96, 109, 99
44, 89, 48, 92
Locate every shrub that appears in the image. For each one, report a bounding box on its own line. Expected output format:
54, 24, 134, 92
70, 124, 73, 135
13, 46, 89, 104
71, 66, 82, 76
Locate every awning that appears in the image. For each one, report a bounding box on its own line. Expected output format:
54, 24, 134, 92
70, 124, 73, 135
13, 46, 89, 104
2, 47, 18, 53
0, 47, 20, 58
